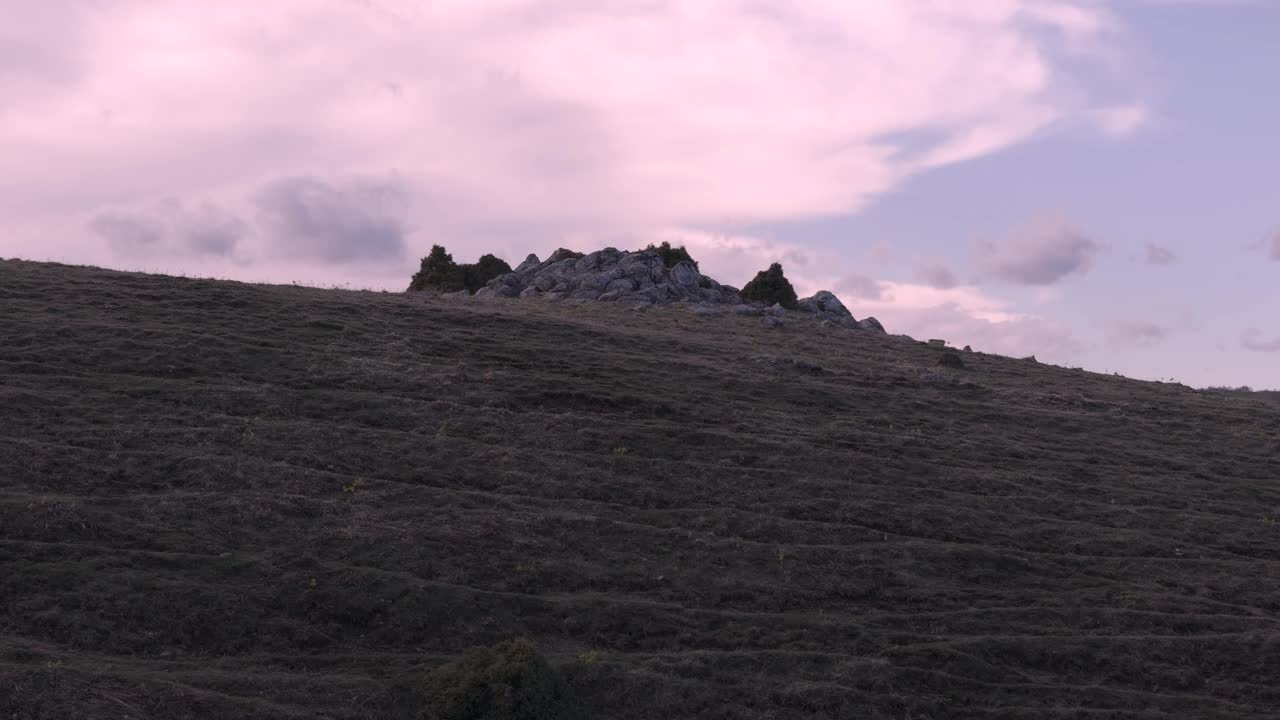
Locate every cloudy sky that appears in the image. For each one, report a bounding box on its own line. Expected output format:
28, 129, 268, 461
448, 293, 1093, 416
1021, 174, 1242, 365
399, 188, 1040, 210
2, 0, 1277, 388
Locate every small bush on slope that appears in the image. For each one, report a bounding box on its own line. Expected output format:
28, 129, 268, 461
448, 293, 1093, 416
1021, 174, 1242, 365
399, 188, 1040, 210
408, 246, 512, 294
420, 638, 569, 720
739, 262, 798, 309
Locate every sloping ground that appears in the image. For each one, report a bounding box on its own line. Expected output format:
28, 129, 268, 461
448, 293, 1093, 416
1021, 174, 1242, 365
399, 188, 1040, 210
1, 258, 1278, 719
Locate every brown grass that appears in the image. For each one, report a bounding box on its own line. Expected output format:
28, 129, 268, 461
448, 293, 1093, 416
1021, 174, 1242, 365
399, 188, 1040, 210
1, 258, 1278, 719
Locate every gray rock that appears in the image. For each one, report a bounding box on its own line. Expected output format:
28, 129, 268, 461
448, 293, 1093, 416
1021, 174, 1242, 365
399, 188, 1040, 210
472, 287, 495, 300
732, 304, 762, 316
545, 248, 581, 264
478, 246, 742, 310
858, 317, 886, 333
605, 277, 636, 293
763, 315, 785, 328
928, 339, 946, 347
751, 354, 822, 373
518, 286, 541, 299
669, 261, 701, 288
796, 290, 852, 318
442, 289, 470, 301
515, 253, 540, 273
764, 304, 786, 317
690, 305, 722, 317
963, 345, 973, 352
542, 292, 568, 302
577, 274, 607, 292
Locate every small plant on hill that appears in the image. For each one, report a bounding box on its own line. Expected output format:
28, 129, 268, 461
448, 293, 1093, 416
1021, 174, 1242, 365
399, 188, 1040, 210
739, 263, 798, 309
408, 245, 461, 292
641, 241, 699, 270
461, 253, 514, 293
408, 246, 513, 294
420, 638, 569, 720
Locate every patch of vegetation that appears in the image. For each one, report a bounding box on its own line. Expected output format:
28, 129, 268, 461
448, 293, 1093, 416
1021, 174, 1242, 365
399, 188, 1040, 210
739, 262, 798, 309
549, 248, 585, 262
408, 245, 513, 294
420, 639, 569, 720
640, 241, 699, 270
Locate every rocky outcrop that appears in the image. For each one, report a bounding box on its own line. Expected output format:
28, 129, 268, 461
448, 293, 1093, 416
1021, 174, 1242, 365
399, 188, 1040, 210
466, 246, 887, 333
795, 291, 853, 323
475, 247, 742, 306
858, 317, 886, 333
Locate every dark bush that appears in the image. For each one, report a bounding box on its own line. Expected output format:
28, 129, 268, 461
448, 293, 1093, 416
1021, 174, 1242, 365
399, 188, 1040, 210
420, 638, 569, 720
739, 263, 798, 309
408, 246, 512, 294
408, 245, 461, 292
548, 248, 585, 262
938, 352, 965, 369
641, 241, 699, 271
461, 254, 513, 293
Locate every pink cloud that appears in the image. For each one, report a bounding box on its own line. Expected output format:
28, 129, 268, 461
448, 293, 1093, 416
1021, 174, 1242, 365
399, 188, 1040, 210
1, 0, 1134, 284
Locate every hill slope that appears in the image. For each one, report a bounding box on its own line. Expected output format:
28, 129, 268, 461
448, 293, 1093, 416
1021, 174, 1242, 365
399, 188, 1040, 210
2, 259, 1278, 719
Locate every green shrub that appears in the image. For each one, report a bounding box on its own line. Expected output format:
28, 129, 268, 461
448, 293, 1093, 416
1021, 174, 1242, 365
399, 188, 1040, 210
739, 263, 798, 309
641, 241, 699, 270
408, 246, 512, 294
420, 638, 569, 720
408, 245, 461, 292
461, 254, 513, 293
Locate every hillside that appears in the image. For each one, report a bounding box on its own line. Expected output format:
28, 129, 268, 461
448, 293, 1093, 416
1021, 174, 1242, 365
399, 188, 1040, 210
2, 258, 1278, 719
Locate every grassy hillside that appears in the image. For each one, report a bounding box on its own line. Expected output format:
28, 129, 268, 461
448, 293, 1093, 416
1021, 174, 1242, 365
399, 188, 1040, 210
2, 258, 1278, 719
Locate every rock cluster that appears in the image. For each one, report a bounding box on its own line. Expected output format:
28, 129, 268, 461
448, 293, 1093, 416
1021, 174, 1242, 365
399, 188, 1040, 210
463, 247, 887, 333
473, 247, 739, 305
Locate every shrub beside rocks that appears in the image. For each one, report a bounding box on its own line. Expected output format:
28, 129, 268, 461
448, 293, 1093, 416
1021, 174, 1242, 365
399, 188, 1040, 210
408, 245, 513, 294
640, 241, 699, 271
739, 263, 798, 309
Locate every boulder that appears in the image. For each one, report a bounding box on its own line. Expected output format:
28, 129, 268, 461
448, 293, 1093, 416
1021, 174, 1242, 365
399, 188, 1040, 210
515, 253, 541, 273
859, 317, 886, 333
669, 261, 701, 289
732, 304, 762, 316
764, 304, 787, 318
763, 315, 785, 328
796, 290, 852, 319
928, 339, 946, 347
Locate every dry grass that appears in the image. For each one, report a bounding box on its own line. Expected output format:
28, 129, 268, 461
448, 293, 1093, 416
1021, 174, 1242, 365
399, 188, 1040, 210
1, 258, 1278, 719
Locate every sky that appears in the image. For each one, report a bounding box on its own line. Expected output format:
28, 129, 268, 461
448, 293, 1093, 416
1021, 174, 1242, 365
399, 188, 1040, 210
2, 0, 1277, 389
